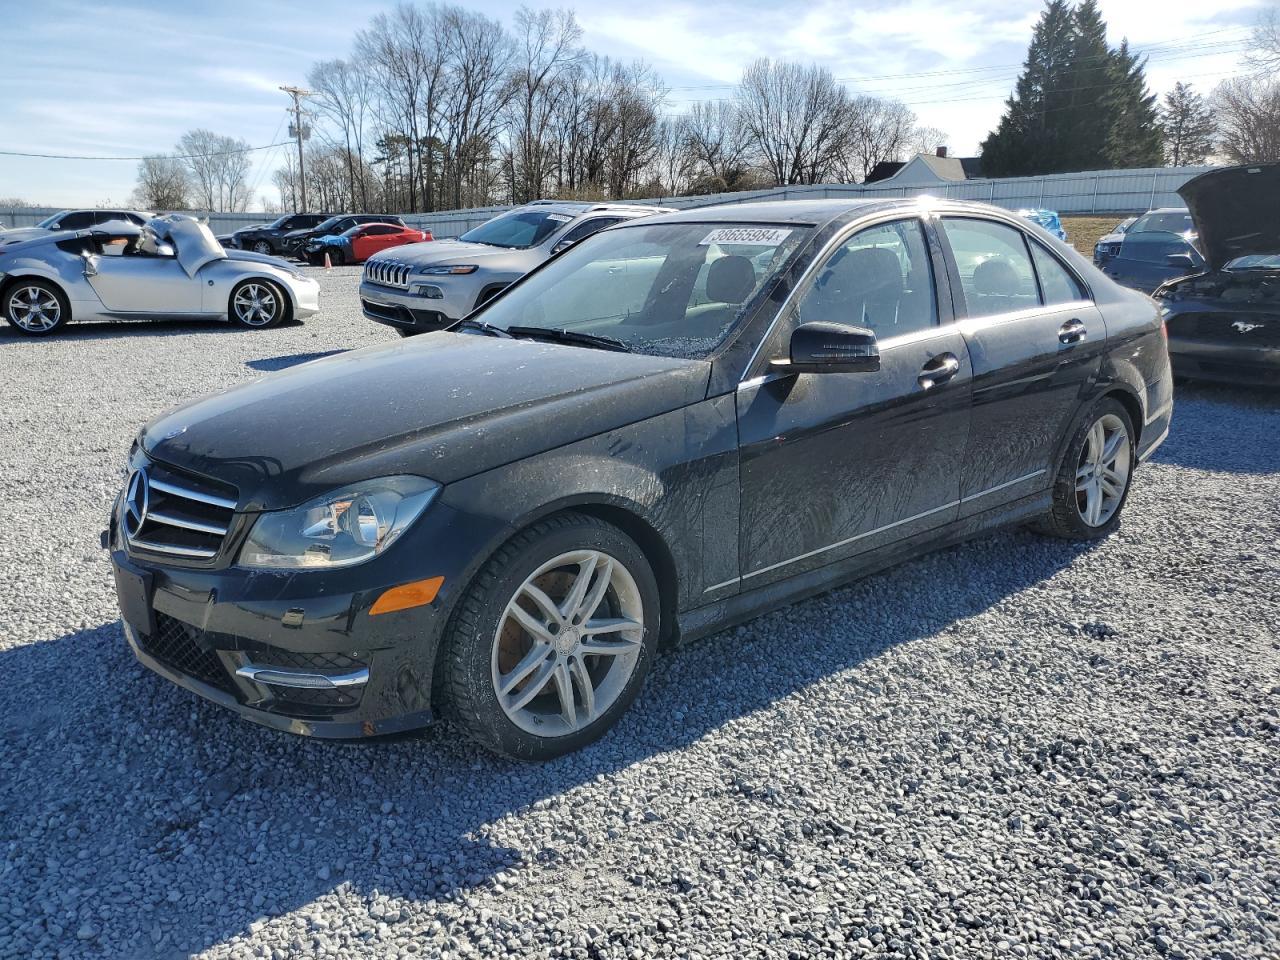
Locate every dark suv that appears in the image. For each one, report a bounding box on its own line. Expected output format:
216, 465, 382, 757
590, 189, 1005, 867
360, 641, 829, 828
279, 214, 406, 259
226, 214, 332, 255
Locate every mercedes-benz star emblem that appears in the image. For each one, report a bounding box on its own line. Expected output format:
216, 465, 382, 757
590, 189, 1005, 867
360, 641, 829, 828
124, 469, 150, 538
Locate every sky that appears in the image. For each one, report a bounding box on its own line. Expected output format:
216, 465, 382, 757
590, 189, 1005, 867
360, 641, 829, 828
0, 0, 1265, 209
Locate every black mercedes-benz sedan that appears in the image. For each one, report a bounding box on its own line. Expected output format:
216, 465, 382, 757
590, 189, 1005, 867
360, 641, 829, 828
1154, 162, 1280, 387
109, 198, 1172, 760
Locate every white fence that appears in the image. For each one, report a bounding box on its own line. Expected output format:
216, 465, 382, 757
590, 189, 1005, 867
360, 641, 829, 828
0, 166, 1212, 239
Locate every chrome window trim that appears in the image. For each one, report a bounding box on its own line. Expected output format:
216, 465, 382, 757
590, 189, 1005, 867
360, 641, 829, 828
703, 468, 1048, 592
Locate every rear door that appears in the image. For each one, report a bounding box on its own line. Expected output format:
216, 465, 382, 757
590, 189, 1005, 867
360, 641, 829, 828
736, 216, 973, 588
937, 215, 1103, 515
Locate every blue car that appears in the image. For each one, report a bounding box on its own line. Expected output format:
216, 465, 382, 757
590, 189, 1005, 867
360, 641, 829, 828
1017, 208, 1068, 242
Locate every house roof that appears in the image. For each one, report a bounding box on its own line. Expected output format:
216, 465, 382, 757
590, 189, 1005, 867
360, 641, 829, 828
863, 153, 984, 185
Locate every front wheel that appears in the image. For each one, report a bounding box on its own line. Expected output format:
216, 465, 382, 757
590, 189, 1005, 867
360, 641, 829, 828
251, 240, 273, 255
1033, 397, 1135, 540
4, 279, 69, 336
438, 514, 660, 760
228, 280, 286, 329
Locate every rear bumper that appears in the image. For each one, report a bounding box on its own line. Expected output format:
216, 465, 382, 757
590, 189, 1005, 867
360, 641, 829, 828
1168, 337, 1280, 387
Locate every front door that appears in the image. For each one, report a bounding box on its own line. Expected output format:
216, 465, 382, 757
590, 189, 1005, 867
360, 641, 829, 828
736, 217, 973, 589
85, 250, 203, 314
936, 216, 1105, 515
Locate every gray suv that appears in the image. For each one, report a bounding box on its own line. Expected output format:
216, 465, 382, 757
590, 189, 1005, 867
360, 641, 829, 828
359, 201, 672, 335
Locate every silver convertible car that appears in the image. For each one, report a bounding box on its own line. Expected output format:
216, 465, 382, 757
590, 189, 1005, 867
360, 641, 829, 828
0, 215, 319, 336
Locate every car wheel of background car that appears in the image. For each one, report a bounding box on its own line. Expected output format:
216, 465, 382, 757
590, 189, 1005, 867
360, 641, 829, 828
329, 248, 346, 266
438, 512, 660, 761
228, 280, 286, 329
251, 240, 273, 255
4, 279, 69, 336
1033, 397, 1135, 540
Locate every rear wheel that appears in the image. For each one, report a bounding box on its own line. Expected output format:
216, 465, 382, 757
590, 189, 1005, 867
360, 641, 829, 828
228, 280, 286, 329
1033, 397, 1135, 540
438, 513, 659, 760
4, 279, 69, 336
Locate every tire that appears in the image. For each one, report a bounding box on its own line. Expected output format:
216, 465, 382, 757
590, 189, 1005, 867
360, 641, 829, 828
3, 279, 70, 336
1032, 396, 1136, 540
438, 513, 660, 760
329, 248, 345, 267
228, 279, 287, 330
251, 240, 273, 255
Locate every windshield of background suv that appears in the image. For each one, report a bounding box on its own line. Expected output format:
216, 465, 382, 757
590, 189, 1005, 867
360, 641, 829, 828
475, 222, 811, 358
36, 211, 71, 229
311, 217, 344, 233
1131, 211, 1195, 235
461, 209, 577, 249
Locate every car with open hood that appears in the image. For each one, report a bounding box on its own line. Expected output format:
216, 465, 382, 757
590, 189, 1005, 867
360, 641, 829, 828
1154, 162, 1280, 387
108, 197, 1170, 760
0, 214, 319, 335
358, 200, 673, 335
1017, 208, 1068, 242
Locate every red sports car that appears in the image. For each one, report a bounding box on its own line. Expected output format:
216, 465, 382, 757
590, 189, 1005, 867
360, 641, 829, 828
305, 223, 432, 265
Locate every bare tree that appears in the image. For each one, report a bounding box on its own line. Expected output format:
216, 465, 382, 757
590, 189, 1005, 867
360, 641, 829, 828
1213, 75, 1280, 164
132, 155, 191, 210
507, 7, 582, 201
1247, 4, 1280, 71
308, 58, 376, 210
905, 125, 951, 158
177, 130, 252, 212
839, 96, 917, 182
680, 100, 752, 192
736, 59, 849, 185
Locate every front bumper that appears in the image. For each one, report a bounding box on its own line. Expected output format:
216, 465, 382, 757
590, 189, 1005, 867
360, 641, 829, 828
359, 279, 465, 332
1168, 337, 1280, 387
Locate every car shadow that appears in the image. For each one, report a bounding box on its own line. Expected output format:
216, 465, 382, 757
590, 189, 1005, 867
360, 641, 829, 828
1151, 381, 1280, 475
0, 319, 248, 342
1, 527, 1097, 958
245, 350, 348, 372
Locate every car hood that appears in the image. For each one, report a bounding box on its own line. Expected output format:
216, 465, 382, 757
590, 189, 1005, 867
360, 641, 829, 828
1178, 162, 1280, 270
0, 228, 50, 247
222, 248, 297, 271
376, 238, 518, 266
140, 333, 710, 511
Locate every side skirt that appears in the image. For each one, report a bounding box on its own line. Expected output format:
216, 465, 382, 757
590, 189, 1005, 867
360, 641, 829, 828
675, 489, 1052, 646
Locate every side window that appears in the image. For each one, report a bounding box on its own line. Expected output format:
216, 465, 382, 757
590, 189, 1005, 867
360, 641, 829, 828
1030, 243, 1086, 305
280, 217, 300, 231
942, 218, 1040, 318
367, 225, 398, 236
795, 218, 938, 338
60, 212, 94, 230
560, 217, 624, 246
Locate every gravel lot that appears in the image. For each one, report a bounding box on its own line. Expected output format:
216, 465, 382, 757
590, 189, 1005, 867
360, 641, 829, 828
1, 266, 1278, 960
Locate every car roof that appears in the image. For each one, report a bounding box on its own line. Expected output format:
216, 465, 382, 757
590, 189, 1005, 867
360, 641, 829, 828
635, 198, 912, 228
522, 200, 676, 217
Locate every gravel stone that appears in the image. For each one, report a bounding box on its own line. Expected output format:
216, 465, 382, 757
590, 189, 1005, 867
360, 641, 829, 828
0, 268, 1278, 959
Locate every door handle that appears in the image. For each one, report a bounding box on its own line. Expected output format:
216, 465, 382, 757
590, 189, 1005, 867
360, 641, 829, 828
918, 352, 960, 390
1059, 319, 1087, 344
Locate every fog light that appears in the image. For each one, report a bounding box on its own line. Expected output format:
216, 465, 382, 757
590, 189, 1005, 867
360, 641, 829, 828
411, 284, 443, 299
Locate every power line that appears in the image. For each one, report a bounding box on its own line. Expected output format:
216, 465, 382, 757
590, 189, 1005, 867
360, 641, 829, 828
0, 140, 295, 162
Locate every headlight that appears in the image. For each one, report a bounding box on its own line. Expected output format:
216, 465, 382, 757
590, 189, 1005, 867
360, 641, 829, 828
238, 476, 439, 569
416, 264, 478, 275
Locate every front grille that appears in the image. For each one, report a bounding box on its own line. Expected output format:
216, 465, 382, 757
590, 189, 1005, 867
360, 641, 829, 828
124, 463, 237, 562
1170, 312, 1280, 348
249, 649, 365, 672
364, 259, 413, 289
138, 613, 230, 691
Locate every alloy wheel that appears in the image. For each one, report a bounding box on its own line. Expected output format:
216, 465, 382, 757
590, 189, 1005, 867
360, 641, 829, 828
252, 240, 272, 254
1075, 413, 1131, 527
232, 283, 280, 327
8, 285, 61, 332
491, 549, 644, 737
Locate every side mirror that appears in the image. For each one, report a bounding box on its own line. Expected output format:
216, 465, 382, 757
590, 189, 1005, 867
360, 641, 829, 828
771, 321, 880, 375
1166, 252, 1195, 268
82, 251, 99, 277
551, 238, 576, 256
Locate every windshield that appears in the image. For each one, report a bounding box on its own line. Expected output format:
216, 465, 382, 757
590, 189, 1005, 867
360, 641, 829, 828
310, 217, 344, 233
460, 209, 577, 249
1226, 254, 1280, 271
1131, 211, 1194, 235
36, 211, 71, 229
474, 222, 811, 359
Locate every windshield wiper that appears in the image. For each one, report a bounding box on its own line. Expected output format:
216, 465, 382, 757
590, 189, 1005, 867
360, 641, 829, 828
506, 325, 632, 352
453, 318, 513, 338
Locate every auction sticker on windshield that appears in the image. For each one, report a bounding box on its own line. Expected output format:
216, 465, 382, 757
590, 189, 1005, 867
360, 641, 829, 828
699, 227, 792, 246
546, 214, 573, 222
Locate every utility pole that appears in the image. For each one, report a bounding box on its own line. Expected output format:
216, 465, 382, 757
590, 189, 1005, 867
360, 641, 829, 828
280, 85, 312, 212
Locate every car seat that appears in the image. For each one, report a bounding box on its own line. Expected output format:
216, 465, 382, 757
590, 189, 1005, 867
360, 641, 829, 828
971, 257, 1022, 314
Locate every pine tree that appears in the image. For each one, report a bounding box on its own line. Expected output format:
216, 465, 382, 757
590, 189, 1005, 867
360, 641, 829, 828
1104, 40, 1165, 167
1062, 0, 1113, 171
1160, 82, 1217, 165
980, 0, 1077, 176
